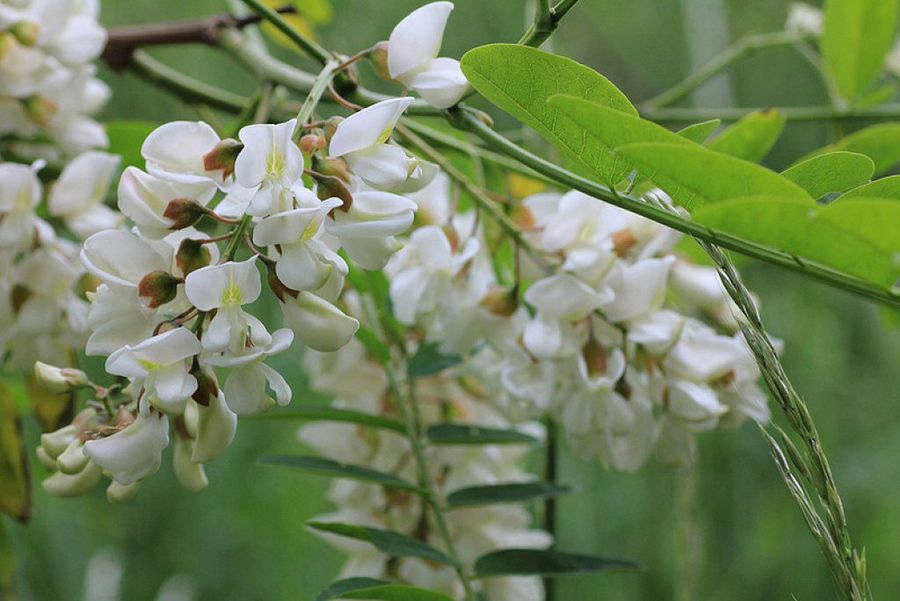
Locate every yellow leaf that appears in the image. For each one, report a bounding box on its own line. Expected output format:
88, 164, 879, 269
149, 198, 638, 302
507, 173, 546, 200
26, 375, 73, 433
260, 0, 332, 51
0, 382, 30, 523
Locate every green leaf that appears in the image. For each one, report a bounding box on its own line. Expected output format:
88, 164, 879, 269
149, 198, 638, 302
407, 343, 461, 378
105, 120, 158, 169
426, 424, 539, 446
259, 455, 422, 493
677, 119, 721, 144
821, 0, 899, 100
546, 95, 695, 183
317, 579, 455, 601
707, 109, 785, 162
693, 196, 900, 287
841, 175, 900, 200
257, 406, 406, 434
0, 382, 30, 522
307, 521, 455, 566
445, 481, 570, 509
473, 549, 640, 578
614, 143, 812, 210
780, 151, 875, 199
317, 578, 390, 601
809, 123, 900, 175
460, 44, 637, 184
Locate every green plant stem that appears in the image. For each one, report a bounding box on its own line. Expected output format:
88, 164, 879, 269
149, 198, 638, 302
701, 242, 869, 601
450, 108, 900, 309
292, 59, 338, 136
642, 30, 809, 110
395, 123, 547, 264
518, 0, 582, 47
222, 214, 252, 261
384, 364, 476, 601
130, 50, 247, 112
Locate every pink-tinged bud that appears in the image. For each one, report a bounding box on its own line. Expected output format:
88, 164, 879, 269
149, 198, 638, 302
138, 270, 182, 308
162, 198, 208, 230
10, 22, 40, 46
202, 138, 243, 178
582, 338, 609, 377
22, 95, 57, 127
299, 134, 326, 155
479, 287, 518, 317
34, 362, 89, 393
369, 41, 392, 81
175, 238, 212, 276
511, 204, 536, 230
191, 366, 219, 408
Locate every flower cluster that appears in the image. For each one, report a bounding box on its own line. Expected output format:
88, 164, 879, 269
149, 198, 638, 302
0, 0, 109, 157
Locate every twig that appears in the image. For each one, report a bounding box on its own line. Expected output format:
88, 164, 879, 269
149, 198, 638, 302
518, 0, 582, 48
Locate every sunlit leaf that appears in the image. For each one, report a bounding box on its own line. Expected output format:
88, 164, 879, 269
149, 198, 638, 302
259, 455, 423, 493
307, 521, 455, 565
693, 196, 900, 287
426, 424, 539, 446
547, 95, 694, 183
473, 549, 640, 578
707, 109, 785, 162
780, 151, 874, 199
614, 143, 812, 210
677, 119, 721, 144
445, 481, 570, 509
260, 0, 330, 51
806, 123, 900, 176
0, 382, 30, 522
256, 406, 406, 434
461, 44, 636, 184
841, 175, 900, 200
821, 0, 898, 100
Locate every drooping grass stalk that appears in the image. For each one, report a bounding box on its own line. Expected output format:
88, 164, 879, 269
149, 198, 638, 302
700, 241, 870, 601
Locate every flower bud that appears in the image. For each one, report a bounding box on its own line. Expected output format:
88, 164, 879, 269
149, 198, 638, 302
369, 41, 392, 81
40, 424, 77, 458
299, 134, 326, 155
174, 438, 208, 493
57, 439, 90, 475
510, 204, 536, 230
22, 95, 57, 128
479, 287, 518, 317
163, 198, 208, 231
202, 138, 243, 179
313, 173, 354, 211
322, 116, 343, 145
611, 228, 637, 256
42, 463, 102, 498
107, 481, 141, 503
138, 270, 182, 308
33, 362, 89, 393
192, 391, 237, 464
312, 156, 352, 183
36, 446, 58, 470
175, 238, 212, 277
10, 22, 40, 47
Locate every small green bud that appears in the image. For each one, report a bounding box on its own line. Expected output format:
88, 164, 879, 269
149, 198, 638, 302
175, 238, 212, 276
202, 138, 243, 178
163, 198, 208, 230
138, 270, 182, 308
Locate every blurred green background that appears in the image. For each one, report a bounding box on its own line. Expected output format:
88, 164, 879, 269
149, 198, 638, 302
6, 0, 900, 599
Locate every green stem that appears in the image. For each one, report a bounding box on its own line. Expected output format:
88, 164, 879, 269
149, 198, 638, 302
642, 30, 809, 110
292, 59, 338, 137
701, 242, 869, 601
222, 214, 253, 261
385, 364, 476, 601
130, 50, 247, 112
451, 108, 900, 309
518, 0, 582, 47
642, 102, 900, 123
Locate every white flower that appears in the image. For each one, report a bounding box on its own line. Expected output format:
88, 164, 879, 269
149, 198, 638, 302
663, 320, 751, 383
234, 119, 304, 216
81, 230, 172, 296
666, 380, 728, 431
47, 150, 122, 237
191, 391, 238, 463
281, 292, 359, 353
141, 121, 224, 186
522, 274, 607, 358
184, 258, 272, 353
105, 327, 201, 414
117, 167, 217, 239
0, 162, 42, 250
83, 410, 170, 485
203, 328, 294, 415
387, 2, 469, 108
602, 257, 674, 323
325, 190, 417, 240
85, 284, 162, 356
328, 97, 424, 190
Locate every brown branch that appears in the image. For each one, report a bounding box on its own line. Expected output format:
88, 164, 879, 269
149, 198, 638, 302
102, 6, 296, 70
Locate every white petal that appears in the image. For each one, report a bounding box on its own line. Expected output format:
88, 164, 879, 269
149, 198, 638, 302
281, 293, 359, 352
142, 121, 222, 185
328, 97, 413, 157
405, 57, 469, 109
344, 144, 416, 190
83, 412, 170, 485
192, 391, 238, 463
174, 438, 208, 492
48, 151, 120, 217
388, 2, 454, 80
